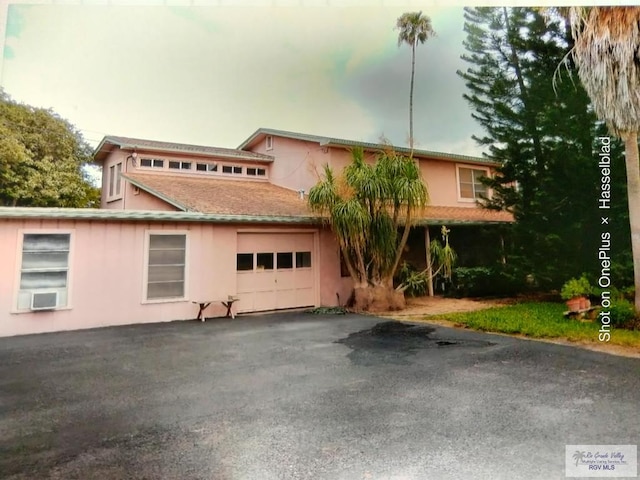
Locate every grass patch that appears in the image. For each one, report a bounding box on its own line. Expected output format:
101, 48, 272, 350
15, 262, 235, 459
429, 302, 640, 348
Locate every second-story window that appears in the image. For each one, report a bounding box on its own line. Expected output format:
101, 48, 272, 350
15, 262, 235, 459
140, 158, 164, 168
458, 166, 488, 200
266, 135, 273, 151
169, 161, 192, 170
108, 162, 123, 198
246, 168, 266, 177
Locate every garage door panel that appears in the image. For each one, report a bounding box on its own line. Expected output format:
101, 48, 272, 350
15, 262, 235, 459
237, 233, 316, 312
294, 269, 313, 288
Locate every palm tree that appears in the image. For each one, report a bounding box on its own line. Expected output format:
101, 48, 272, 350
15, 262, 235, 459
308, 146, 429, 312
573, 450, 586, 467
396, 11, 435, 155
566, 7, 640, 310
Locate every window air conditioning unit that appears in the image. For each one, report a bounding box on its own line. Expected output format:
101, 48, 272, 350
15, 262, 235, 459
31, 291, 58, 311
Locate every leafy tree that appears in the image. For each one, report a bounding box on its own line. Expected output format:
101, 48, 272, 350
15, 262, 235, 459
0, 90, 99, 207
309, 147, 430, 312
563, 7, 640, 310
457, 7, 630, 288
396, 11, 435, 154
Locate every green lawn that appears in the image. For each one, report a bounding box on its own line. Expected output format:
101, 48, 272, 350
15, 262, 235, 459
428, 302, 640, 348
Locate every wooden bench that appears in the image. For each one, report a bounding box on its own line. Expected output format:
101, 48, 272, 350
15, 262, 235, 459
192, 296, 239, 322
563, 306, 598, 320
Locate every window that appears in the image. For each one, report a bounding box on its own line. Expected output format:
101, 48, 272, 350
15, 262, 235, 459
256, 252, 274, 270
222, 165, 243, 175
266, 135, 273, 151
108, 162, 123, 198
296, 251, 312, 268
18, 233, 70, 310
247, 167, 266, 177
277, 252, 293, 269
196, 163, 207, 172
208, 164, 218, 172
458, 167, 488, 200
237, 253, 254, 271
169, 161, 192, 170
140, 158, 164, 168
146, 234, 186, 300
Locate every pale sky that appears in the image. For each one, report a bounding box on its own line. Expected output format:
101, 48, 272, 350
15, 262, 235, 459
0, 0, 594, 157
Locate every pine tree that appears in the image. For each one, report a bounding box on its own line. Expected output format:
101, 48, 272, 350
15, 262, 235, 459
458, 7, 630, 287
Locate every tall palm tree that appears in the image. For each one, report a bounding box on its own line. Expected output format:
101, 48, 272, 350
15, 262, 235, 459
567, 7, 640, 310
396, 11, 435, 155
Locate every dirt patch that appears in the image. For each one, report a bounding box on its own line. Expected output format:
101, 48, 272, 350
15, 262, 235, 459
378, 296, 640, 359
379, 296, 512, 318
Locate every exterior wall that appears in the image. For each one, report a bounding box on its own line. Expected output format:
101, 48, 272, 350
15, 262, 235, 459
0, 219, 346, 337
318, 228, 352, 306
249, 136, 330, 193
247, 135, 495, 208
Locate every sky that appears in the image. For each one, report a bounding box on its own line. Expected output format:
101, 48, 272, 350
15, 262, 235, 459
0, 0, 599, 158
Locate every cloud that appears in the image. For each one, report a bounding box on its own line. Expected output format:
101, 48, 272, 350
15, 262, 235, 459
1, 4, 483, 154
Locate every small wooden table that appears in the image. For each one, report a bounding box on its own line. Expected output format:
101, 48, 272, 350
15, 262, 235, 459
192, 296, 239, 322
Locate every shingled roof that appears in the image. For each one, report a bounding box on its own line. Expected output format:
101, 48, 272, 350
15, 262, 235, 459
94, 136, 274, 164
124, 173, 317, 218
122, 173, 513, 224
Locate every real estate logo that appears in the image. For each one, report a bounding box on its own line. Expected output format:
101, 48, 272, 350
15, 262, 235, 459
565, 444, 637, 477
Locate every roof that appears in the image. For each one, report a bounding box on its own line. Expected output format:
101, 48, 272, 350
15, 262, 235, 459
0, 202, 512, 225
0, 207, 318, 224
124, 173, 318, 218
93, 135, 274, 164
415, 206, 513, 225
121, 173, 514, 224
238, 128, 497, 166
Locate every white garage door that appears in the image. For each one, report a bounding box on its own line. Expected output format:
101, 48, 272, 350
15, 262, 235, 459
236, 233, 316, 313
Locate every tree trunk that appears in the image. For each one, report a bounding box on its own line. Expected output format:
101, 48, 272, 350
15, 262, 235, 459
425, 226, 434, 296
352, 285, 406, 313
409, 40, 416, 155
623, 132, 640, 311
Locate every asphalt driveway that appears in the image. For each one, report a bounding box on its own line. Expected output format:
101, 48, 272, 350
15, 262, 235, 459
0, 313, 638, 480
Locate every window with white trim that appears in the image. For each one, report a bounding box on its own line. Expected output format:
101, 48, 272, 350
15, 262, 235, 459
108, 162, 123, 199
458, 166, 489, 200
247, 167, 266, 177
17, 233, 70, 310
169, 161, 192, 170
266, 135, 273, 151
146, 233, 187, 300
140, 158, 164, 168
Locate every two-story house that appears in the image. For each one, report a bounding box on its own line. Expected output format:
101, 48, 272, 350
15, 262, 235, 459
0, 128, 512, 337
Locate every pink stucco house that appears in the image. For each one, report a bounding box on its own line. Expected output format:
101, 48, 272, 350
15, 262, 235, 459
0, 128, 512, 337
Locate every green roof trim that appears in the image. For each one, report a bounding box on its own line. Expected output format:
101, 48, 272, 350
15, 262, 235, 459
0, 207, 321, 224
0, 207, 511, 226
238, 127, 497, 166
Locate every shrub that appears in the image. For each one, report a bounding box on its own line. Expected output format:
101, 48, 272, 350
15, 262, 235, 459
560, 275, 592, 300
450, 265, 525, 298
608, 299, 637, 328
395, 262, 428, 297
